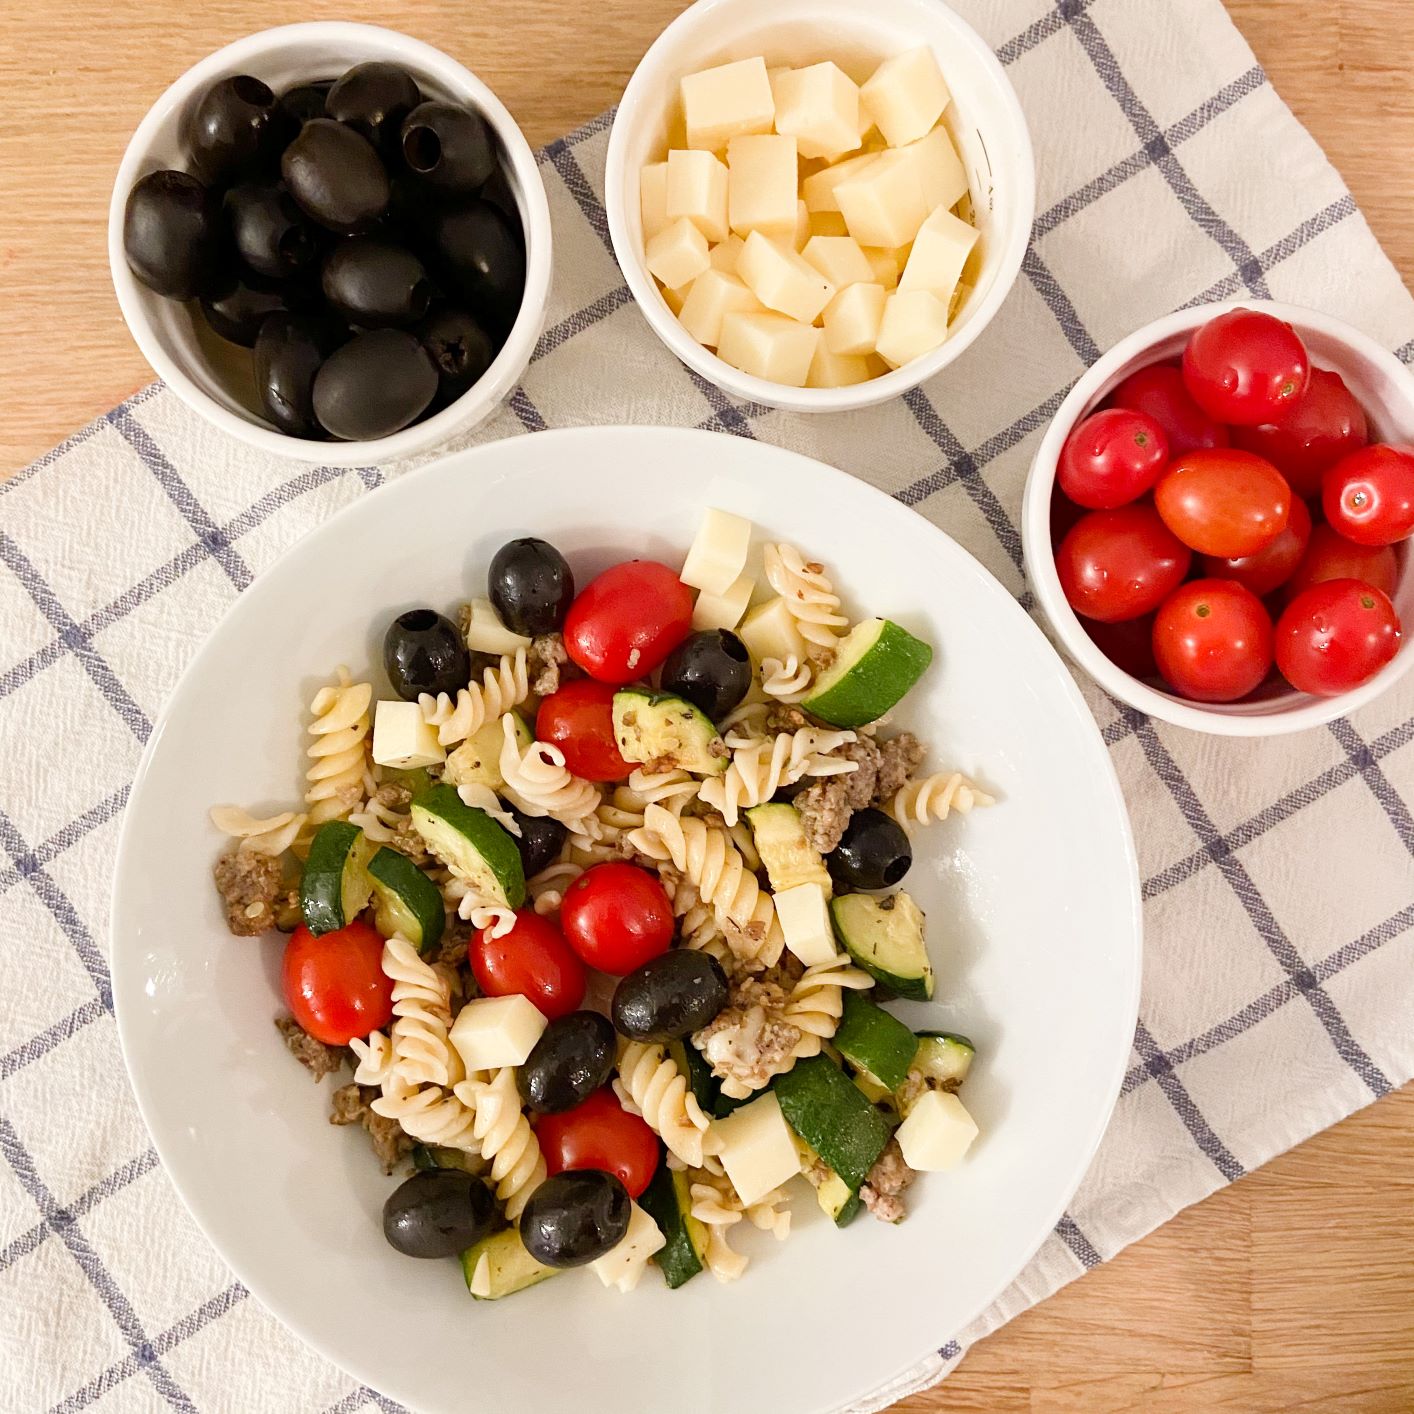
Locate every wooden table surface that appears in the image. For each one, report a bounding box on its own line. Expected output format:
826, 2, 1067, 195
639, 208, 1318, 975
2, 1, 1411, 1408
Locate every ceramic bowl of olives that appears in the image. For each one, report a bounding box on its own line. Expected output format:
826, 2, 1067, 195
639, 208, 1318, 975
108, 21, 552, 464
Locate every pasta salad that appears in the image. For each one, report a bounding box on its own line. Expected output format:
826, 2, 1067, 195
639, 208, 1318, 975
209, 509, 994, 1296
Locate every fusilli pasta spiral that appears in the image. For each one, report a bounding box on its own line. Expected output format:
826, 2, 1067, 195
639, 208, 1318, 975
688, 1171, 750, 1282
498, 712, 602, 834
759, 654, 812, 702
305, 669, 373, 825
697, 728, 860, 826
383, 935, 463, 1089
613, 1041, 715, 1168
527, 860, 584, 916
888, 772, 995, 831
438, 874, 519, 938
208, 804, 307, 856
783, 954, 874, 1059
453, 1068, 547, 1219
349, 1029, 396, 1087
763, 543, 848, 648
418, 649, 529, 748
371, 1076, 481, 1153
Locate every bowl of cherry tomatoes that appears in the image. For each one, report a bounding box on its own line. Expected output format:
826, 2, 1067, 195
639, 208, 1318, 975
1022, 300, 1413, 735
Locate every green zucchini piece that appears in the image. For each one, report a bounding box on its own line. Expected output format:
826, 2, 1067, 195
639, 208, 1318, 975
461, 1228, 558, 1300
640, 1165, 708, 1288
791, 1133, 863, 1227
829, 891, 933, 1000
443, 713, 531, 790
834, 991, 919, 1091
914, 1031, 975, 1088
413, 1143, 489, 1176
368, 847, 445, 953
745, 802, 831, 894
801, 618, 933, 729
377, 765, 432, 794
773, 1054, 893, 1191
612, 689, 728, 776
411, 784, 525, 908
299, 821, 375, 935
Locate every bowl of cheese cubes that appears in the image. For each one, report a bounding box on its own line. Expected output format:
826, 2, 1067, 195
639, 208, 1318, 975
604, 0, 1034, 410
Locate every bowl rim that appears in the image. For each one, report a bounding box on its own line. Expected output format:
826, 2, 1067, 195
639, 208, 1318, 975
1022, 298, 1414, 737
603, 0, 1036, 414
107, 20, 553, 466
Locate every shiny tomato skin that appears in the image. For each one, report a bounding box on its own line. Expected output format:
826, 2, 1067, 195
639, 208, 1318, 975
1275, 579, 1402, 696
1233, 368, 1369, 498
1181, 308, 1311, 426
1200, 495, 1312, 598
1108, 362, 1230, 457
563, 561, 694, 684
1285, 523, 1398, 601
1152, 579, 1274, 703
1154, 449, 1292, 557
470, 910, 586, 1021
1057, 408, 1170, 510
1054, 504, 1192, 623
1321, 444, 1414, 547
535, 1088, 660, 1198
536, 680, 632, 782
559, 862, 674, 974
282, 921, 393, 1046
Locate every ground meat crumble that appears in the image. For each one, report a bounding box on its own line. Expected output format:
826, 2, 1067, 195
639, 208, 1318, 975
692, 974, 802, 1094
329, 1084, 416, 1174
859, 1137, 916, 1223
794, 730, 925, 854
528, 632, 573, 696
213, 850, 285, 936
275, 1015, 347, 1081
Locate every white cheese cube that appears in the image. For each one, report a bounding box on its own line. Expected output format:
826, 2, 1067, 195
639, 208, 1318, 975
895, 126, 968, 214
875, 288, 951, 368
680, 507, 753, 595
861, 245, 900, 289
771, 61, 861, 160
835, 151, 930, 249
463, 597, 532, 655
666, 149, 729, 244
801, 235, 875, 289
709, 234, 745, 273
727, 134, 799, 239
717, 313, 820, 387
950, 280, 973, 321
823, 281, 887, 356
802, 151, 879, 213
691, 573, 754, 631
681, 57, 775, 151
449, 995, 548, 1072
809, 209, 850, 238
678, 268, 765, 348
645, 217, 711, 291
640, 161, 671, 240
895, 1089, 979, 1171
738, 594, 807, 664
372, 700, 446, 770
661, 278, 693, 316
737, 232, 835, 324
792, 199, 811, 253
590, 1201, 666, 1292
860, 46, 951, 148
807, 341, 874, 388
898, 206, 979, 307
773, 882, 839, 966
712, 1092, 801, 1207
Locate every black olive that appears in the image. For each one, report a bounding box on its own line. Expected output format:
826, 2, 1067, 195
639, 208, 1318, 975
504, 802, 567, 877
429, 200, 525, 335
123, 169, 223, 300
611, 949, 729, 1042
517, 1012, 616, 1114
827, 808, 913, 891
224, 183, 320, 282
659, 631, 752, 721
200, 278, 290, 347
382, 1168, 496, 1258
479, 162, 519, 224
312, 328, 437, 440
519, 1170, 630, 1268
189, 75, 282, 185
400, 101, 495, 196
322, 237, 433, 328
383, 608, 470, 701
282, 119, 390, 234
488, 538, 574, 636
254, 313, 346, 437
279, 80, 332, 128
327, 61, 421, 155
417, 307, 496, 408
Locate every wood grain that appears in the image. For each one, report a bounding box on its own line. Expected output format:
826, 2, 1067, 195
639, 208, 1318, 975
2, 1, 1412, 1408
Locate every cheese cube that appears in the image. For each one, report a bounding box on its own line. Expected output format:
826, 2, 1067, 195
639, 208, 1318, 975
738, 594, 807, 664
640, 161, 670, 240
895, 125, 968, 214
950, 280, 973, 320
666, 149, 729, 243
801, 235, 875, 289
737, 232, 835, 324
807, 341, 874, 388
590, 1200, 666, 1291
712, 1092, 801, 1206
691, 573, 754, 631
680, 507, 753, 595
802, 151, 879, 213
661, 278, 693, 316
773, 882, 839, 966
861, 246, 900, 289
727, 134, 799, 239
895, 1089, 979, 1171
899, 207, 979, 307
449, 995, 548, 1072
875, 288, 950, 368
645, 217, 711, 290
771, 61, 861, 160
681, 57, 775, 151
792, 199, 811, 252
823, 281, 887, 355
709, 234, 745, 273
835, 150, 930, 249
809, 209, 850, 238
463, 597, 532, 655
678, 268, 765, 348
372, 699, 446, 770
860, 46, 951, 148
718, 313, 820, 387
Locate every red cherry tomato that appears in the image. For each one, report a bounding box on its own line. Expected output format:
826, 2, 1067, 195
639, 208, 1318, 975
1152, 579, 1274, 703
1321, 444, 1414, 547
1108, 362, 1230, 457
470, 910, 586, 1020
1057, 408, 1170, 510
282, 921, 392, 1046
535, 1088, 660, 1199
1054, 504, 1192, 623
1200, 495, 1312, 598
1082, 612, 1158, 681
1275, 579, 1402, 696
536, 680, 632, 782
1285, 523, 1398, 602
564, 561, 694, 684
1233, 367, 1369, 498
559, 862, 674, 974
1181, 308, 1311, 426
1153, 449, 1292, 557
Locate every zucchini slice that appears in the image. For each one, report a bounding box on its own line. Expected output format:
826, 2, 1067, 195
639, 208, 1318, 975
300, 821, 375, 936
461, 1228, 559, 1300
829, 891, 933, 1000
612, 689, 728, 776
791, 1133, 863, 1227
443, 713, 531, 791
640, 1165, 708, 1288
913, 1031, 975, 1088
834, 991, 918, 1091
412, 1143, 489, 1177
411, 784, 525, 908
745, 802, 831, 894
801, 618, 933, 729
773, 1054, 893, 1191
368, 847, 445, 953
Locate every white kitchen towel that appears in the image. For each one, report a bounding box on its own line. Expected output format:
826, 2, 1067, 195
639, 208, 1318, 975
2, 1, 1412, 1410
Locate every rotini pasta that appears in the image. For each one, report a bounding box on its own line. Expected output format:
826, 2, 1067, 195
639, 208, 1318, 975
305, 668, 373, 826
526, 859, 584, 916
418, 648, 529, 748
759, 654, 812, 702
438, 874, 519, 938
383, 935, 463, 1089
888, 771, 995, 831
208, 804, 307, 856
763, 543, 849, 648
783, 953, 874, 1059
697, 728, 860, 826
498, 711, 602, 834
454, 783, 523, 837
453, 1068, 547, 1219
371, 1075, 481, 1154
613, 1041, 715, 1168
688, 1171, 750, 1282
349, 1029, 396, 1087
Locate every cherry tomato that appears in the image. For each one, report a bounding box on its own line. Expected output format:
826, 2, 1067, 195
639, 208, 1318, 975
1054, 504, 1192, 623
1153, 449, 1292, 557
559, 862, 674, 974
470, 910, 586, 1021
1152, 579, 1274, 703
564, 561, 694, 684
1285, 523, 1398, 602
1049, 488, 1086, 547
1200, 495, 1312, 597
282, 920, 392, 1046
1108, 362, 1230, 457
535, 1088, 660, 1199
1233, 367, 1369, 498
1275, 579, 1402, 696
536, 680, 632, 782
1181, 308, 1311, 426
1057, 408, 1169, 510
1082, 612, 1158, 681
1321, 444, 1414, 547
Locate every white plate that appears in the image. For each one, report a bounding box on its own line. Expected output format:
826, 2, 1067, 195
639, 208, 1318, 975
112, 426, 1141, 1414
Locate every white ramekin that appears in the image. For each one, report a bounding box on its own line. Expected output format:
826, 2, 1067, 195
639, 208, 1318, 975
1023, 300, 1414, 736
604, 0, 1035, 414
108, 22, 552, 465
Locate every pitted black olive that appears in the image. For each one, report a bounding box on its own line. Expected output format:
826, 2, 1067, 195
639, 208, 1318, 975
611, 949, 729, 1042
